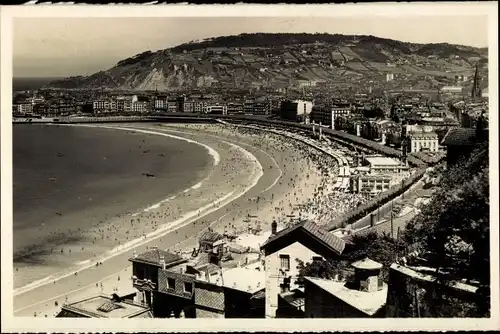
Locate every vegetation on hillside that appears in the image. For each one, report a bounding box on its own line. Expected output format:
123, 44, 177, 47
295, 232, 403, 287
297, 141, 490, 316
403, 142, 489, 285
170, 33, 483, 57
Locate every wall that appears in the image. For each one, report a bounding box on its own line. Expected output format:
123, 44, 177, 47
194, 281, 225, 317
158, 269, 195, 299
304, 280, 367, 318
132, 262, 159, 285
152, 291, 193, 318
196, 307, 224, 318
224, 287, 254, 318
265, 241, 322, 318
385, 264, 481, 317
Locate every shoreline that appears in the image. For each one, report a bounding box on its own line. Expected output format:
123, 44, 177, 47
14, 123, 264, 294
13, 123, 338, 316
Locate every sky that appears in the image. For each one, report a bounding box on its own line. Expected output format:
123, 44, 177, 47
13, 16, 489, 78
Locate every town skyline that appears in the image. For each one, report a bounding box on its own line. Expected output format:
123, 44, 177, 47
13, 15, 488, 78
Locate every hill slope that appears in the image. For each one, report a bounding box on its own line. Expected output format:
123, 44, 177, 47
46, 33, 488, 91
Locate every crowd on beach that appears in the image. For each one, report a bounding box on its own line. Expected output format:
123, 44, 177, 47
16, 122, 372, 288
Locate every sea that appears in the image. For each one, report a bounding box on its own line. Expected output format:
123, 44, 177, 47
13, 124, 213, 268
13, 77, 61, 92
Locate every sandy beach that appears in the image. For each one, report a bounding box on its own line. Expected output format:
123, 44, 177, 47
13, 122, 343, 317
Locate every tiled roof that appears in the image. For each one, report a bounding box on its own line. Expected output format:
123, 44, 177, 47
441, 128, 477, 146
261, 220, 345, 255
195, 263, 220, 275
199, 230, 224, 243
130, 249, 184, 267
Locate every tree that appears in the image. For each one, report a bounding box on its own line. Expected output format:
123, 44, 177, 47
403, 142, 489, 286
296, 232, 403, 287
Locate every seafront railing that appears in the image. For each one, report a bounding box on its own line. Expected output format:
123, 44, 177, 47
326, 167, 427, 231
232, 123, 351, 192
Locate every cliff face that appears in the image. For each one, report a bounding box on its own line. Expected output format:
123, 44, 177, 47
46, 33, 488, 91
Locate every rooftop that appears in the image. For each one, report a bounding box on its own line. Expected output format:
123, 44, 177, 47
351, 258, 383, 270
390, 263, 478, 294
260, 220, 345, 256
232, 231, 272, 250
220, 262, 266, 294
57, 294, 151, 318
305, 277, 387, 316
441, 128, 478, 147
365, 156, 402, 167
280, 290, 305, 309
196, 261, 265, 294
408, 131, 438, 138
199, 230, 224, 243
129, 249, 186, 268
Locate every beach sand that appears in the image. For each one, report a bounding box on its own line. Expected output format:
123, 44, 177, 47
13, 122, 339, 317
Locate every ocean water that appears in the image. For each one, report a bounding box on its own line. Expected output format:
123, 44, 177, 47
13, 124, 212, 263
13, 77, 61, 92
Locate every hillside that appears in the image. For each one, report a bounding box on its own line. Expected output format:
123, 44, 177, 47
46, 33, 489, 91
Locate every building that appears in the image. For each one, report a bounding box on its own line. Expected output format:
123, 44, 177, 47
386, 262, 480, 317
441, 86, 463, 94
56, 294, 152, 318
198, 230, 225, 254
132, 101, 149, 114
13, 103, 34, 115
129, 248, 188, 315
280, 100, 313, 122
482, 87, 488, 99
386, 73, 395, 82
364, 156, 408, 174
244, 97, 270, 116
349, 173, 393, 194
155, 96, 169, 111
129, 240, 266, 319
407, 131, 439, 153
260, 220, 345, 318
93, 100, 117, 113
167, 99, 179, 113
227, 102, 244, 114
304, 258, 387, 318
441, 117, 487, 166
193, 261, 266, 318
311, 104, 351, 129
206, 104, 228, 115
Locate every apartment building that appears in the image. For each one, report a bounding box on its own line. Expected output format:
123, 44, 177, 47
280, 100, 313, 122
129, 246, 265, 318
349, 173, 393, 194
206, 104, 228, 115
407, 131, 439, 153
13, 103, 34, 115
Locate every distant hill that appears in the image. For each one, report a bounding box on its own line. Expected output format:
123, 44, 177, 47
46, 33, 488, 91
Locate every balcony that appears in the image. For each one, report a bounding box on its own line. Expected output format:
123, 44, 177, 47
132, 275, 157, 291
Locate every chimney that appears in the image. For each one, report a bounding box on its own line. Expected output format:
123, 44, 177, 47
271, 220, 278, 235
351, 258, 383, 293
159, 254, 166, 270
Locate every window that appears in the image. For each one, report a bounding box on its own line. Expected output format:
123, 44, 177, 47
279, 254, 290, 271
184, 282, 193, 293
167, 278, 175, 290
